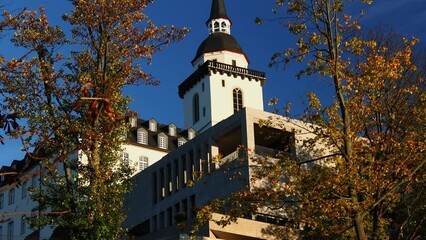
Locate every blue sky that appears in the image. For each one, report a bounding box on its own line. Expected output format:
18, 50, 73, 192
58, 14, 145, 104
1, 0, 425, 166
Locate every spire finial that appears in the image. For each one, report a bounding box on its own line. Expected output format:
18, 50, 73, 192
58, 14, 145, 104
206, 0, 231, 34
208, 0, 229, 22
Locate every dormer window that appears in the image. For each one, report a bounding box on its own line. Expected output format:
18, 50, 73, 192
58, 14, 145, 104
188, 128, 196, 140
128, 113, 138, 128
158, 133, 168, 149
137, 128, 148, 145
168, 124, 177, 137
149, 119, 157, 132
177, 137, 187, 147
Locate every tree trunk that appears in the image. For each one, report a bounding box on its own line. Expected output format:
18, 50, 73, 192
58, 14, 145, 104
354, 209, 368, 240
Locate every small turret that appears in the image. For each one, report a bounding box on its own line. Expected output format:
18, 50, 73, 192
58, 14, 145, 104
191, 0, 248, 66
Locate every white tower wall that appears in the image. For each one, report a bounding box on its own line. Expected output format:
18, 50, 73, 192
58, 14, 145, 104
183, 68, 264, 133
192, 51, 248, 68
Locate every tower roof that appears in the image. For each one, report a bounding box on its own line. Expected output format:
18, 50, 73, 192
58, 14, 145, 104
207, 0, 230, 23
192, 0, 249, 64
191, 32, 248, 64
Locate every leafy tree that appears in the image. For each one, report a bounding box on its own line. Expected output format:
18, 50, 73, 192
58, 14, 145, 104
0, 6, 22, 146
194, 1, 425, 239
0, 0, 188, 239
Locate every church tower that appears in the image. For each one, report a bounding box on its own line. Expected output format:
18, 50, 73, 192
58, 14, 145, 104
178, 0, 266, 133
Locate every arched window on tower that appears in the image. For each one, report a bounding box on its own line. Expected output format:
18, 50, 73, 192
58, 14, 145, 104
233, 88, 243, 113
214, 21, 219, 32
221, 22, 227, 32
193, 94, 200, 124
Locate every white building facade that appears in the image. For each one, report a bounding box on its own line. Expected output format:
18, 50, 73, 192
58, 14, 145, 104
124, 1, 309, 239
1, 0, 313, 239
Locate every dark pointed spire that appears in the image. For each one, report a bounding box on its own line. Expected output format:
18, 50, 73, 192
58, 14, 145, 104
207, 0, 230, 23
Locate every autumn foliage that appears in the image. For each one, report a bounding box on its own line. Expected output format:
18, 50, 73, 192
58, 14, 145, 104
0, 0, 187, 239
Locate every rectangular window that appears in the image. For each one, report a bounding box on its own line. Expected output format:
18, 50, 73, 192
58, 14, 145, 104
189, 150, 194, 182
203, 144, 210, 173
21, 181, 28, 199
137, 129, 148, 145
8, 188, 15, 205
196, 147, 202, 173
182, 199, 188, 221
193, 95, 200, 124
20, 216, 26, 235
181, 155, 187, 188
190, 194, 196, 219
178, 140, 186, 147
0, 193, 3, 209
167, 207, 173, 227
201, 82, 205, 92
31, 175, 38, 188
152, 172, 158, 204
139, 156, 149, 171
152, 215, 157, 232
222, 79, 225, 87
31, 176, 37, 188
174, 159, 179, 192
120, 152, 129, 166
7, 221, 13, 240
149, 120, 157, 132
203, 107, 206, 117
160, 168, 165, 200
174, 202, 180, 224
158, 135, 168, 149
159, 212, 165, 229
167, 164, 172, 196
232, 60, 236, 66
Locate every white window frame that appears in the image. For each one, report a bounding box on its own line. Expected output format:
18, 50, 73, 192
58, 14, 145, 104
8, 188, 15, 205
21, 181, 28, 199
139, 156, 149, 171
137, 128, 148, 145
177, 138, 187, 147
168, 124, 176, 137
158, 134, 168, 150
233, 88, 243, 113
120, 152, 129, 165
7, 221, 14, 240
149, 119, 157, 132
